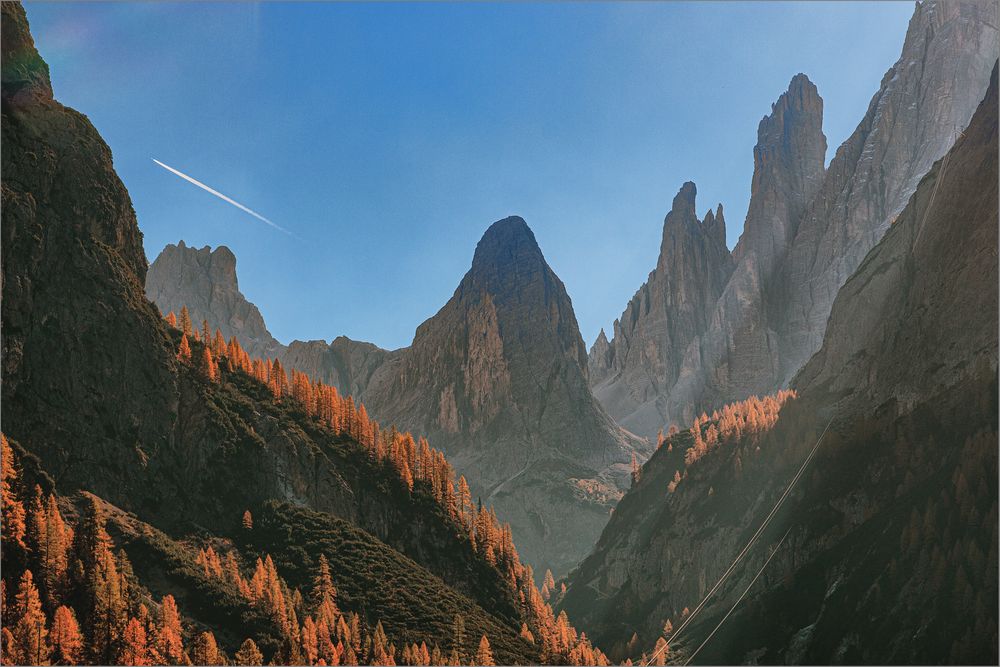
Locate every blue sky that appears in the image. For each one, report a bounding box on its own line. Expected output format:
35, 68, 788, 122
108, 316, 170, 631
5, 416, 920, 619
24, 2, 913, 351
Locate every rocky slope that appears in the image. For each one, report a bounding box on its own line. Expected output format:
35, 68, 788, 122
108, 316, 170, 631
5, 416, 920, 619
0, 5, 563, 662
592, 0, 998, 438
146, 242, 283, 360
147, 242, 395, 393
364, 217, 649, 577
560, 64, 998, 665
588, 183, 735, 437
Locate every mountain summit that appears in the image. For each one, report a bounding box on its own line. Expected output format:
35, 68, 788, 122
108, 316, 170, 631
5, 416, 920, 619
146, 241, 283, 360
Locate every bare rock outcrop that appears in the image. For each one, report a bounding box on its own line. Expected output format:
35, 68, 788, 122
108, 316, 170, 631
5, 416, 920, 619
589, 183, 735, 437
592, 73, 824, 438
146, 242, 394, 396
592, 0, 998, 437
147, 241, 283, 360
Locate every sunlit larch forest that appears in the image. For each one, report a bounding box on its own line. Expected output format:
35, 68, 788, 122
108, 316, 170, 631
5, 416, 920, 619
0, 305, 612, 667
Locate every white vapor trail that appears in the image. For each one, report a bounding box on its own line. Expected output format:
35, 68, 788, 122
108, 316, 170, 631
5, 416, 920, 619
152, 158, 294, 236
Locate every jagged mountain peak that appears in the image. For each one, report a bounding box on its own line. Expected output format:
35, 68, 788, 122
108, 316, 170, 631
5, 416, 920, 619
594, 327, 609, 348
146, 241, 281, 359
363, 212, 644, 575
761, 72, 822, 131
703, 203, 728, 248
159, 240, 238, 283
783, 72, 819, 103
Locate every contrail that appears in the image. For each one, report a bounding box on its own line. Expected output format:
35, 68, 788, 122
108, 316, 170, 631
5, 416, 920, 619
152, 158, 294, 236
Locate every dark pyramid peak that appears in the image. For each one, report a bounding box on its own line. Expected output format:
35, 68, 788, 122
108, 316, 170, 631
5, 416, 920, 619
474, 215, 540, 259
469, 216, 548, 291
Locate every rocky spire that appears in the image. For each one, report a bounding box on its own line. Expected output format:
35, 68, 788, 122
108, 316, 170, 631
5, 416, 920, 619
702, 204, 727, 248
588, 328, 613, 386
589, 182, 734, 438
734, 72, 826, 271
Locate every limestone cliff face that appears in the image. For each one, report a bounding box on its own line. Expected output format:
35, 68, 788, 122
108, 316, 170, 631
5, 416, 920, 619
663, 74, 826, 425
560, 65, 998, 666
146, 242, 283, 360
589, 184, 735, 437
593, 0, 998, 437
773, 0, 999, 383
365, 217, 648, 576
794, 60, 999, 412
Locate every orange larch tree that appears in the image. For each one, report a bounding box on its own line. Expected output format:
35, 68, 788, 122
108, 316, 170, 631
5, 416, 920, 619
50, 605, 83, 665
176, 335, 192, 363
12, 569, 48, 666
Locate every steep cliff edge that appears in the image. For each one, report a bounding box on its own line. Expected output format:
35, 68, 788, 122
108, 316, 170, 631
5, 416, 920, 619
560, 64, 998, 665
774, 0, 999, 383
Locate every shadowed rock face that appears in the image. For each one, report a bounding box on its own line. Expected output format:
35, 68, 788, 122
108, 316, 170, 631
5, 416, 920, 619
592, 0, 998, 438
365, 216, 649, 576
561, 64, 998, 666
2, 0, 179, 487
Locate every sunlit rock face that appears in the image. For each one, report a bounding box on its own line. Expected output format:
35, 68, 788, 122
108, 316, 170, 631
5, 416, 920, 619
145, 217, 645, 576
364, 216, 649, 577
592, 0, 998, 437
